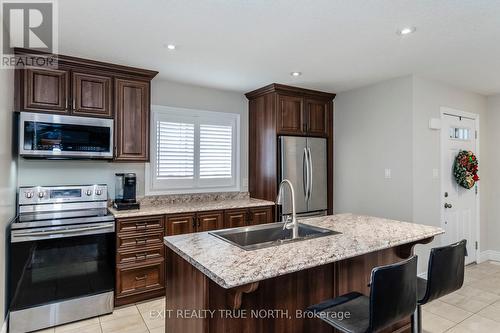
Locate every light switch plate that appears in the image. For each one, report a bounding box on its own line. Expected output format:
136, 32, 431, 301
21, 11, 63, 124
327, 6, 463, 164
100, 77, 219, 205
432, 168, 439, 179
429, 118, 441, 130
384, 168, 392, 179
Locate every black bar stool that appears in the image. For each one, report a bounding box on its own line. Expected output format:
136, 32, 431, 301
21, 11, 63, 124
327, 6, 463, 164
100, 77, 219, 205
306, 256, 418, 333
412, 239, 467, 333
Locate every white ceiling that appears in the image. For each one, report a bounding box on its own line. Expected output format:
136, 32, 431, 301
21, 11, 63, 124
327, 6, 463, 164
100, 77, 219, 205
58, 0, 500, 95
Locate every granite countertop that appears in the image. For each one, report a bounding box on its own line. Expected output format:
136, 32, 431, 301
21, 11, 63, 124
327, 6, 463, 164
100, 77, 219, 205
163, 213, 444, 289
109, 197, 275, 218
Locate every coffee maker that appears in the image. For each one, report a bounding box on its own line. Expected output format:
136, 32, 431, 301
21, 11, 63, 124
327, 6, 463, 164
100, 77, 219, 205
113, 173, 140, 210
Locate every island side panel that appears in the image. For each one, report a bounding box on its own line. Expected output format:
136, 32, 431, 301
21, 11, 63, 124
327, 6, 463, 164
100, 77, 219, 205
166, 248, 209, 333
207, 262, 335, 333
165, 240, 429, 333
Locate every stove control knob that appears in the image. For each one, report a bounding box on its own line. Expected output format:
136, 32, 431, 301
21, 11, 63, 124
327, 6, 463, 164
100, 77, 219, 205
38, 192, 44, 198
95, 190, 102, 196
86, 190, 93, 196
25, 192, 33, 199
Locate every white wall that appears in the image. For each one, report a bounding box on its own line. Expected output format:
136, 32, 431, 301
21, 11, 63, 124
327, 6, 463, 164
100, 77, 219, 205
485, 95, 500, 253
334, 75, 488, 273
0, 69, 16, 322
334, 76, 414, 221
18, 79, 248, 198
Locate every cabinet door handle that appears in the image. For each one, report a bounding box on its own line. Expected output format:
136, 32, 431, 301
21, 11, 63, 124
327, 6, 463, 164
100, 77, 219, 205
135, 238, 147, 245
135, 274, 147, 281
197, 218, 201, 228
135, 222, 147, 229
135, 253, 147, 261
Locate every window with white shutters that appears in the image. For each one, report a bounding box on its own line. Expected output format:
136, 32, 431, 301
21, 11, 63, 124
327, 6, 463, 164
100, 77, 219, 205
200, 125, 232, 179
156, 121, 195, 179
148, 106, 240, 193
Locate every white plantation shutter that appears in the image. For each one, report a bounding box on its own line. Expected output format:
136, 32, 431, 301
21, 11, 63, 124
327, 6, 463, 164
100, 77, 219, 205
200, 125, 232, 179
149, 106, 240, 193
156, 121, 194, 179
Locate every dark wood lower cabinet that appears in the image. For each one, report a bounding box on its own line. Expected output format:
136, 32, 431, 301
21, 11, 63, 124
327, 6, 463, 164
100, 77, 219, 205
197, 211, 224, 232
115, 258, 165, 307
115, 206, 273, 306
117, 245, 164, 266
117, 229, 164, 249
115, 215, 166, 306
248, 206, 273, 225
225, 207, 274, 228
166, 213, 196, 236
224, 209, 248, 228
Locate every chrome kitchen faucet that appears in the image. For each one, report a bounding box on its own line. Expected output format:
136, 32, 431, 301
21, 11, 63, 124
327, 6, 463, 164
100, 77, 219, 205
276, 179, 299, 239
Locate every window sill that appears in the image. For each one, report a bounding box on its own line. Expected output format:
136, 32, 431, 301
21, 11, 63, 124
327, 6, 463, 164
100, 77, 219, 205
145, 186, 241, 196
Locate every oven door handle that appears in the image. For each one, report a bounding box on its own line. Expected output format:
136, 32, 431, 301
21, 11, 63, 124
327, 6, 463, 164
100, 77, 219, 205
12, 223, 115, 240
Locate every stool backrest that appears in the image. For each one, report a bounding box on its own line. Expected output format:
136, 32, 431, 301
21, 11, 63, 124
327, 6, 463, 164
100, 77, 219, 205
369, 256, 418, 332
420, 239, 467, 304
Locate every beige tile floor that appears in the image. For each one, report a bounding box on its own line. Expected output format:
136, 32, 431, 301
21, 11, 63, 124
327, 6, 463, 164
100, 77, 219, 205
34, 296, 166, 333
422, 261, 500, 333
34, 261, 500, 333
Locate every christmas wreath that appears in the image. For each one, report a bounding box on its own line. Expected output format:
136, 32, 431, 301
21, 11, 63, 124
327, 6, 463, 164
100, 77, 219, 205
453, 150, 479, 189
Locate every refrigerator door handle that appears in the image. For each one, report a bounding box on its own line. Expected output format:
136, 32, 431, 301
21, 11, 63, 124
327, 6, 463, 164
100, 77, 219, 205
307, 147, 313, 200
303, 148, 310, 201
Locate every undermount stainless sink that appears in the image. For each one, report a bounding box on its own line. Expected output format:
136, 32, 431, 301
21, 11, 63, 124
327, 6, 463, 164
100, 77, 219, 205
209, 222, 340, 251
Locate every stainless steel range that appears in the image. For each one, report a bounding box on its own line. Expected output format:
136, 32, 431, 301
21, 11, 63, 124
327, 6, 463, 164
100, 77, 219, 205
9, 185, 115, 333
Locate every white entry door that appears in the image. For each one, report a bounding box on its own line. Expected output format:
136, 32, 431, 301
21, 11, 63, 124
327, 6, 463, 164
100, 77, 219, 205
441, 112, 478, 264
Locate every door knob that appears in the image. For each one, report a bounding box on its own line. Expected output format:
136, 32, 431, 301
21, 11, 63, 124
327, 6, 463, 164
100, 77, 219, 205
444, 203, 452, 209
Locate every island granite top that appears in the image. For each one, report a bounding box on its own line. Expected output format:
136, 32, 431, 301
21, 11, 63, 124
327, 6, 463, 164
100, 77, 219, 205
163, 213, 444, 289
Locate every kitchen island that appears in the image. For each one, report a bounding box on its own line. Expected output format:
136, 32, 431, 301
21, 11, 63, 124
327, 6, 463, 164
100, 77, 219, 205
163, 213, 443, 333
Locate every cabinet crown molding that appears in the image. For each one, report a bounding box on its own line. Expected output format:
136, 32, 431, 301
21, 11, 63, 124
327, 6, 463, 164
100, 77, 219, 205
245, 83, 336, 100
14, 48, 159, 80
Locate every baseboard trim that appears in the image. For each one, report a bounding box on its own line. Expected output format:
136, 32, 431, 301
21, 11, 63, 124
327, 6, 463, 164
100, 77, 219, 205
478, 250, 500, 263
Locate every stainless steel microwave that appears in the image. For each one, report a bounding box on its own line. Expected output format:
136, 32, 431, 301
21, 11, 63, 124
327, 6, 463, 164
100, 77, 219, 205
19, 112, 114, 159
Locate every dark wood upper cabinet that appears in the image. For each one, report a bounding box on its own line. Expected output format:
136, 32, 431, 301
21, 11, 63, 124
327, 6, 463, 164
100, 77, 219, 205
114, 78, 150, 162
166, 213, 196, 236
305, 99, 329, 137
24, 67, 69, 113
72, 72, 113, 118
276, 94, 330, 137
277, 95, 304, 135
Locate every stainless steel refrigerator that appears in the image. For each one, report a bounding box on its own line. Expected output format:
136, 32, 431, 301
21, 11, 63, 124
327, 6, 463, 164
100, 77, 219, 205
279, 136, 328, 217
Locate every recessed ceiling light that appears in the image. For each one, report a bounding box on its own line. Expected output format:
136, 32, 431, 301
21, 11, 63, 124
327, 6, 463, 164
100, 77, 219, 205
397, 27, 416, 35
291, 72, 302, 77
166, 44, 176, 50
